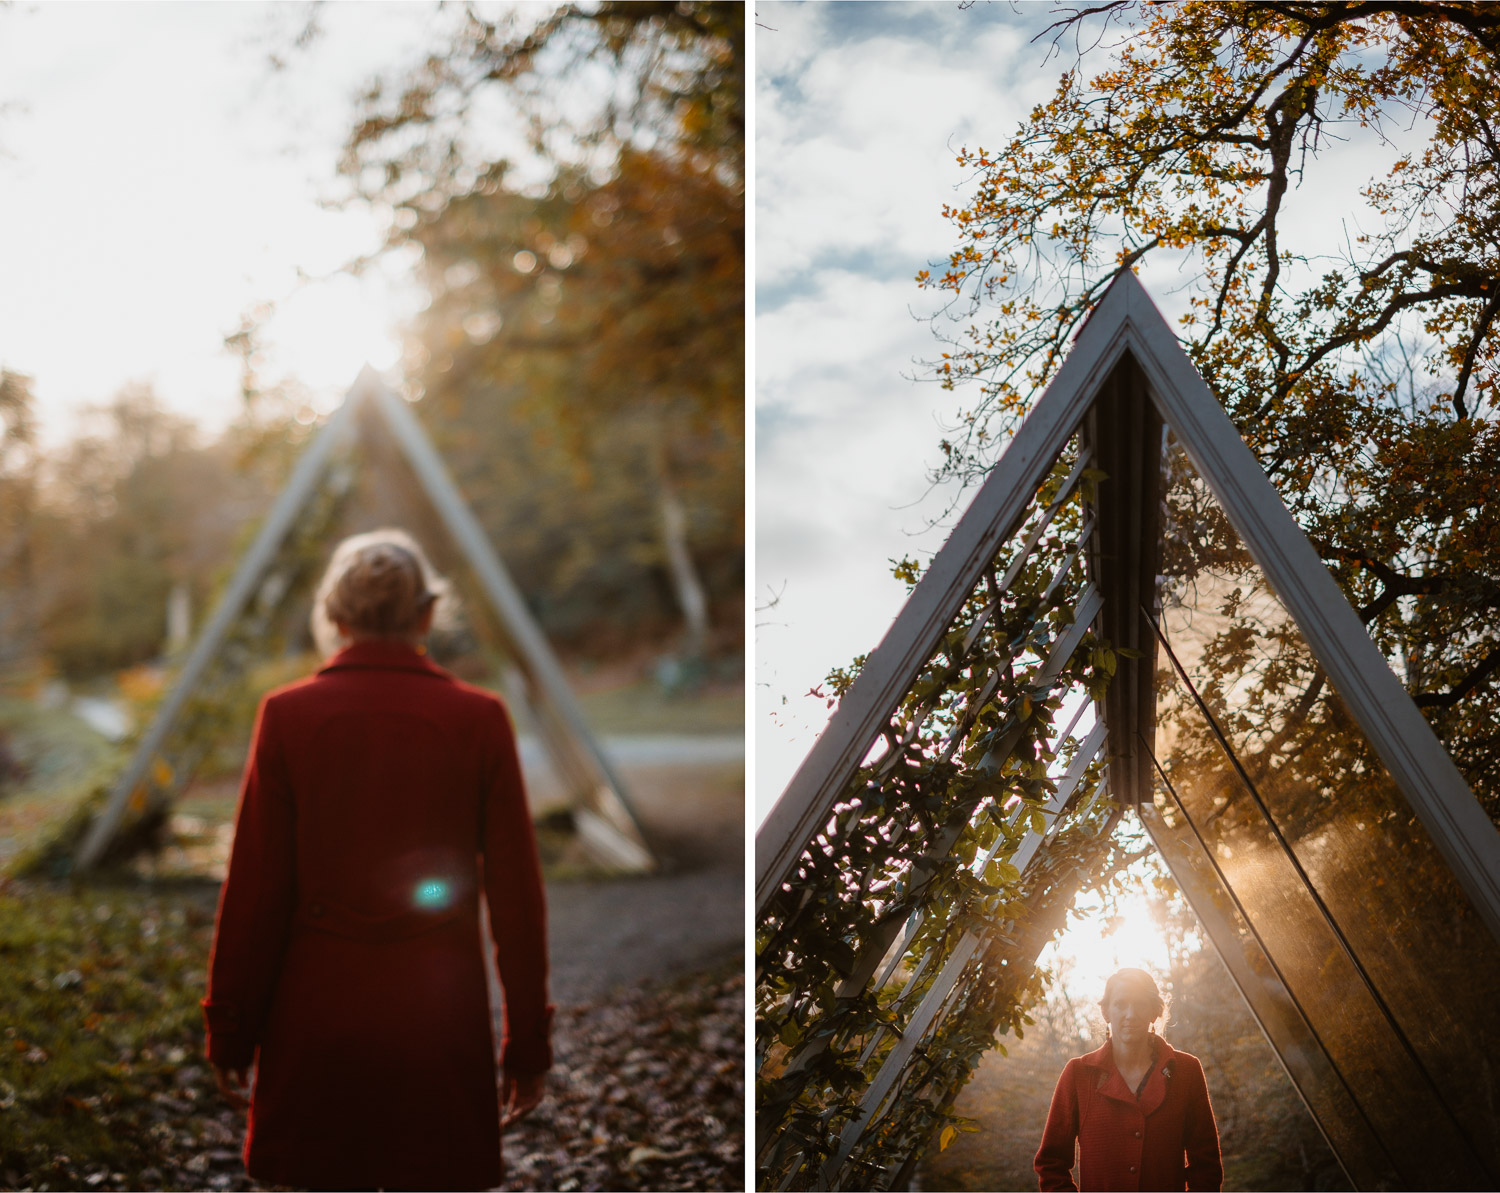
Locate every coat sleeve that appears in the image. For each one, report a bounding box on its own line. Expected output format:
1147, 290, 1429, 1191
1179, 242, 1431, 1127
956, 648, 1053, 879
1035, 1061, 1081, 1192
202, 694, 298, 1071
479, 698, 554, 1075
1182, 1058, 1223, 1192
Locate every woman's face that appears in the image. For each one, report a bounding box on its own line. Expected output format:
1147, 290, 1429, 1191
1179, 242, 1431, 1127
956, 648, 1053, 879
1103, 989, 1157, 1045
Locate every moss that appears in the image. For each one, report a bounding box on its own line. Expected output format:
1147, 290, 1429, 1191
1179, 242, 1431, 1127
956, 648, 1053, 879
0, 695, 118, 797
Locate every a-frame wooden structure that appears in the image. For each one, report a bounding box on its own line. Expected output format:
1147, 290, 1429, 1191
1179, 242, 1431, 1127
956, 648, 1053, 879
77, 367, 654, 874
756, 273, 1500, 1189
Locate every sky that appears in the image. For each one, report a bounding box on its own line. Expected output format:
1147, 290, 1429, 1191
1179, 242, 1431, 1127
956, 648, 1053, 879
0, 3, 533, 447
755, 1, 1067, 821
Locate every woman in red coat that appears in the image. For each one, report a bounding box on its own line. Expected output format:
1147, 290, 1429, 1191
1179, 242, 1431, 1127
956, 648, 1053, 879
202, 529, 552, 1191
1035, 968, 1222, 1192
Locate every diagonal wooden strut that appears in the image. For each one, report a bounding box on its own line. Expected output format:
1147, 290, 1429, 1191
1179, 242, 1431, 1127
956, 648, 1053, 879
76, 390, 363, 871
364, 379, 653, 869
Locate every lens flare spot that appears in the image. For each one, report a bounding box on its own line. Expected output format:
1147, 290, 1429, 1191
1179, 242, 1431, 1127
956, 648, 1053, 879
413, 878, 452, 910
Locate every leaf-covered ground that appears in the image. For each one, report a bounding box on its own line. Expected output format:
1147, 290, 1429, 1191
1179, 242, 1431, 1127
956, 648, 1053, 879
0, 875, 744, 1191
498, 962, 744, 1192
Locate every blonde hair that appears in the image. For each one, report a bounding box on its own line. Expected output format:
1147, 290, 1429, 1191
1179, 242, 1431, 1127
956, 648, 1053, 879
311, 529, 451, 657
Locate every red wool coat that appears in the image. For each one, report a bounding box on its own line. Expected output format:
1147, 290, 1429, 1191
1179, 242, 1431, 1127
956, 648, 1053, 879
1035, 1038, 1222, 1192
202, 640, 552, 1191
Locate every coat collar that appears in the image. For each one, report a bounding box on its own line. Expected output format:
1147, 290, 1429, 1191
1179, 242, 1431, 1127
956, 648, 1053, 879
1080, 1036, 1178, 1115
317, 639, 452, 679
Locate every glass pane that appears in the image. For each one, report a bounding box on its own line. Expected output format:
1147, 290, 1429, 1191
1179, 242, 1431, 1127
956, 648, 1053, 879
1152, 437, 1500, 1186
1138, 798, 1372, 1189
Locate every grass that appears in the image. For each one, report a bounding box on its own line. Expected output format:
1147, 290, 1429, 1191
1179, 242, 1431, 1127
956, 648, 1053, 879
569, 676, 744, 736
0, 874, 232, 1191
0, 695, 117, 795
0, 697, 123, 877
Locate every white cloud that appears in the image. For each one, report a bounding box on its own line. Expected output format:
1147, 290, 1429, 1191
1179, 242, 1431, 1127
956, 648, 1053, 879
755, 4, 1071, 820
757, 6, 1054, 304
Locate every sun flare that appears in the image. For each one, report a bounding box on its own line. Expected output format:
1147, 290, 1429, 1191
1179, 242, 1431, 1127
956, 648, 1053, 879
262, 270, 419, 398
1045, 878, 1178, 1021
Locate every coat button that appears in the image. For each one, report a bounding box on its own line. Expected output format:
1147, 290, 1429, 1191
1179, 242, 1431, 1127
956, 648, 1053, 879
1129, 1166, 1137, 1173
1134, 1130, 1141, 1138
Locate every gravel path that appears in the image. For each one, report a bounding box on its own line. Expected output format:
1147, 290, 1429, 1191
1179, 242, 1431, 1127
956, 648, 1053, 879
532, 758, 744, 1006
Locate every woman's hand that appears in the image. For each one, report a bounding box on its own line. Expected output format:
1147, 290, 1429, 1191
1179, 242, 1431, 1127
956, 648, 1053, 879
212, 1062, 250, 1109
500, 1070, 545, 1127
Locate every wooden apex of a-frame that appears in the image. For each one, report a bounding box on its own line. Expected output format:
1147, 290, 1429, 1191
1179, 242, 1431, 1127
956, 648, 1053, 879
75, 365, 656, 875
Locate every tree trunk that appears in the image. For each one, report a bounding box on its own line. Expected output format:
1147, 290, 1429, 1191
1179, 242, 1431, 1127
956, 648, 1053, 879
650, 425, 710, 656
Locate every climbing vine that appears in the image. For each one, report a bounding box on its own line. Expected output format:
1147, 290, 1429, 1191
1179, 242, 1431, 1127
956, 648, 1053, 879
755, 450, 1128, 1189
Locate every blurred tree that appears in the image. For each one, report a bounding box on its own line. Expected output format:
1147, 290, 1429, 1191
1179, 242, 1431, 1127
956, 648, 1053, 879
30, 387, 261, 678
0, 369, 40, 676
333, 1, 745, 660
926, 1, 1500, 812
402, 146, 743, 656
339, 2, 743, 194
